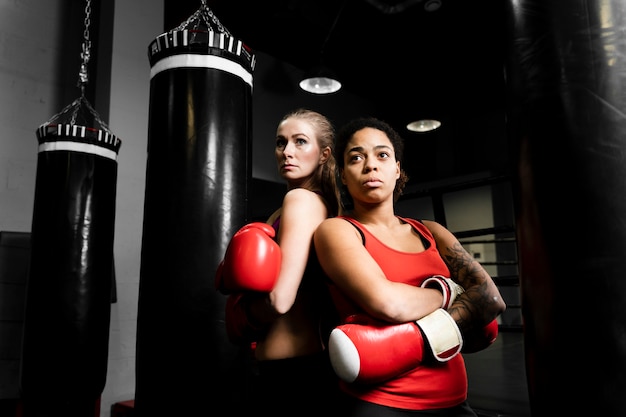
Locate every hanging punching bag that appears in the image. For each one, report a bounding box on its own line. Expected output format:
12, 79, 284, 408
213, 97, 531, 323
134, 11, 255, 416
20, 122, 121, 417
506, 1, 626, 415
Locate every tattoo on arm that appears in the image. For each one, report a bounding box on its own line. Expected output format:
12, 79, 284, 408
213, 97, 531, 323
441, 241, 494, 329
441, 241, 480, 286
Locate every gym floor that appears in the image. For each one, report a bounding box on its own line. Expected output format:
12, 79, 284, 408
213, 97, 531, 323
0, 330, 531, 417
465, 330, 530, 417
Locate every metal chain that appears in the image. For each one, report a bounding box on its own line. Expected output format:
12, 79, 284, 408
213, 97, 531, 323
46, 0, 111, 132
78, 0, 92, 91
201, 3, 229, 35
176, 0, 230, 36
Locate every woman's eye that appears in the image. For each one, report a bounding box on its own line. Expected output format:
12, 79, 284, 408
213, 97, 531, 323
296, 138, 307, 145
276, 139, 286, 148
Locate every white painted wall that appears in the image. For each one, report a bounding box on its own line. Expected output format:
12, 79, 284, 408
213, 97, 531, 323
0, 0, 64, 231
102, 0, 164, 413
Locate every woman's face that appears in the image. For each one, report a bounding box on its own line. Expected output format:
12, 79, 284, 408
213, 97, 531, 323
341, 127, 400, 204
275, 117, 324, 184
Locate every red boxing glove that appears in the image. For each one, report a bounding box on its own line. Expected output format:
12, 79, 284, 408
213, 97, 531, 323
329, 315, 425, 384
328, 309, 463, 384
224, 292, 266, 345
462, 319, 499, 353
215, 222, 281, 294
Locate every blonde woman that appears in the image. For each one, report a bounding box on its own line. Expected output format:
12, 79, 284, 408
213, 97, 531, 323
217, 109, 341, 415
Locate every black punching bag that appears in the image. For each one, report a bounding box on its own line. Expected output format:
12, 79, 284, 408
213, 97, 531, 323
506, 1, 626, 415
134, 18, 255, 417
21, 123, 121, 416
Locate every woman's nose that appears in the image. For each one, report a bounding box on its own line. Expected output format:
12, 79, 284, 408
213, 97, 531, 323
364, 158, 378, 171
283, 142, 295, 156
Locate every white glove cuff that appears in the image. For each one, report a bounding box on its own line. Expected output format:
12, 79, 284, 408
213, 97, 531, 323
421, 275, 465, 309
416, 308, 463, 362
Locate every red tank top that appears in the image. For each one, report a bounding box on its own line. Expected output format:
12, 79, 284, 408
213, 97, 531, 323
329, 216, 468, 410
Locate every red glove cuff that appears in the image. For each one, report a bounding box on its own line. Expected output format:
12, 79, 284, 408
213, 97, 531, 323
462, 319, 499, 353
224, 293, 266, 345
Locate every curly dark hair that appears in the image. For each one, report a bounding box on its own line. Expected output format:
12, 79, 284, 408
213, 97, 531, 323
334, 117, 409, 210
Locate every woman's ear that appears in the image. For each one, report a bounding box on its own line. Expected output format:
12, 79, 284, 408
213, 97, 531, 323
319, 146, 331, 164
340, 168, 347, 185
396, 161, 401, 179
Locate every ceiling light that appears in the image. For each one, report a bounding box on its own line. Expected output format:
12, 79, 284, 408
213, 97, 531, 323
424, 0, 442, 12
407, 119, 441, 132
299, 1, 346, 95
299, 65, 342, 94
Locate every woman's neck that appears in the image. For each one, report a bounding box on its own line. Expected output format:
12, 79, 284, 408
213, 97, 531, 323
286, 176, 318, 192
349, 200, 397, 226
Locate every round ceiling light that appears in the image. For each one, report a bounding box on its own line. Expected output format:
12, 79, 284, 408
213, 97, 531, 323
299, 76, 342, 94
424, 0, 442, 12
406, 119, 441, 133
299, 65, 342, 94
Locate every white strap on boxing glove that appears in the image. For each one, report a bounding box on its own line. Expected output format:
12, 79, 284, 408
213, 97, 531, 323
415, 308, 463, 362
421, 275, 465, 310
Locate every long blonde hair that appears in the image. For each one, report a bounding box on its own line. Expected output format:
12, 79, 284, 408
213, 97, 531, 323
279, 108, 339, 216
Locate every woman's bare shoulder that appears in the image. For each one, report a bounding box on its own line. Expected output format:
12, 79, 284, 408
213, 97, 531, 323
421, 219, 454, 237
282, 188, 328, 221
420, 218, 439, 228
283, 187, 326, 205
316, 216, 352, 235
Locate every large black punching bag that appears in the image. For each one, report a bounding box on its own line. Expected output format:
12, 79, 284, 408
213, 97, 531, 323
21, 121, 121, 417
506, 1, 626, 415
134, 8, 255, 416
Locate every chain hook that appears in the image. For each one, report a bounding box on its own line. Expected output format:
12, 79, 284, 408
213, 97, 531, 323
77, 0, 92, 93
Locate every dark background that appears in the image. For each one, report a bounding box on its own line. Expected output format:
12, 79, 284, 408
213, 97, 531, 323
165, 0, 510, 187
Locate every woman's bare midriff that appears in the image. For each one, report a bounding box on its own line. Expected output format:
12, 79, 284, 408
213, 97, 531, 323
254, 304, 324, 361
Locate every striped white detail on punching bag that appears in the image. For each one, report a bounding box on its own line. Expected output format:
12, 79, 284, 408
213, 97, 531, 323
36, 123, 122, 161
150, 53, 253, 87
38, 141, 119, 161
